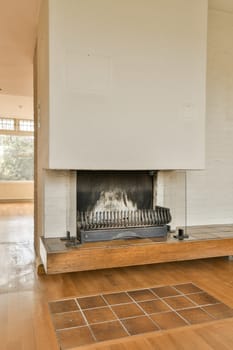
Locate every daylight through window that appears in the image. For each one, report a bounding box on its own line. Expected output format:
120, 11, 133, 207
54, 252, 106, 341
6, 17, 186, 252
0, 117, 34, 181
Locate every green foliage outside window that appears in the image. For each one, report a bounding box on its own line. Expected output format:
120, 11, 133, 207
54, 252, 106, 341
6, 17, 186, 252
0, 135, 34, 181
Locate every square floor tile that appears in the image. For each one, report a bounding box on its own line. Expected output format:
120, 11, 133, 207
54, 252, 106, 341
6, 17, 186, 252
139, 299, 170, 314
164, 296, 196, 310
151, 286, 181, 298
91, 321, 128, 341
52, 311, 86, 330
173, 283, 203, 294
103, 292, 132, 305
150, 311, 188, 329
178, 307, 214, 324
77, 295, 107, 310
128, 289, 157, 302
49, 299, 78, 314
57, 326, 95, 349
122, 316, 159, 335
112, 303, 144, 319
84, 306, 117, 324
203, 303, 233, 319
187, 292, 219, 306
50, 282, 233, 349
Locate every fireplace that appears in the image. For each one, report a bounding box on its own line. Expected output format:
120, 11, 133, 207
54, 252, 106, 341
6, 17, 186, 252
40, 169, 188, 273
74, 171, 171, 244
42, 169, 185, 242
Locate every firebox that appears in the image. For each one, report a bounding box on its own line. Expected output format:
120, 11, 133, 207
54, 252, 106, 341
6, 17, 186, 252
75, 171, 171, 243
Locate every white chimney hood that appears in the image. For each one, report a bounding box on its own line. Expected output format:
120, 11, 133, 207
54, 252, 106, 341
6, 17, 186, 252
37, 0, 207, 170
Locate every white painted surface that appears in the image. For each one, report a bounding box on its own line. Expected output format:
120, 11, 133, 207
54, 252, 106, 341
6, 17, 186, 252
36, 0, 50, 245
0, 94, 33, 119
186, 9, 233, 225
37, 0, 207, 170
39, 238, 47, 272
43, 170, 76, 238
37, 0, 49, 168
157, 171, 186, 230
158, 4, 233, 229
36, 4, 233, 242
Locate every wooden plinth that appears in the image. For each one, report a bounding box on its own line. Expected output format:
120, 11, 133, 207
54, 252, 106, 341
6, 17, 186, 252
40, 225, 233, 274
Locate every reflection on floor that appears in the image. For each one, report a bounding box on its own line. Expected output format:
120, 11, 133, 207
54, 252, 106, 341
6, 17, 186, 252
0, 202, 233, 350
49, 283, 233, 349
0, 202, 33, 242
0, 202, 35, 293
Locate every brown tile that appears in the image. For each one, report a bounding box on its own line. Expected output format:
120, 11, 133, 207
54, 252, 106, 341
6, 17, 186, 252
178, 307, 214, 324
128, 289, 157, 302
52, 311, 86, 330
49, 299, 78, 314
112, 303, 144, 319
203, 303, 233, 319
77, 295, 107, 309
91, 320, 128, 341
122, 316, 159, 335
151, 286, 181, 298
150, 311, 188, 329
187, 292, 220, 306
103, 292, 132, 305
139, 299, 170, 314
84, 306, 117, 324
173, 283, 203, 294
164, 296, 196, 310
57, 326, 95, 348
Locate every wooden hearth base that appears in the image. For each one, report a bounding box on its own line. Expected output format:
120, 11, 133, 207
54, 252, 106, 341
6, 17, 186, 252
40, 225, 233, 274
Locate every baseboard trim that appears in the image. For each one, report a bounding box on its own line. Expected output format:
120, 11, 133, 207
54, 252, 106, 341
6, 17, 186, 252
0, 199, 34, 203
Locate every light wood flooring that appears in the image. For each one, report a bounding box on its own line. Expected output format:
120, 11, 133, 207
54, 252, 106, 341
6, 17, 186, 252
0, 203, 233, 350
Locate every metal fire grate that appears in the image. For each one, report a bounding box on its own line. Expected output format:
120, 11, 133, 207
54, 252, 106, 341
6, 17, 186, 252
75, 206, 171, 244
78, 206, 171, 231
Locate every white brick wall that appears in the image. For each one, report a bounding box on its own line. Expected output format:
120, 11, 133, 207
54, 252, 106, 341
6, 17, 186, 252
157, 171, 186, 230
186, 9, 233, 226
43, 170, 77, 238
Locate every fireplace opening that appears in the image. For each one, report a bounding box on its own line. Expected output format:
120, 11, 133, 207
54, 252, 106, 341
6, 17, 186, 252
74, 171, 171, 244
77, 171, 153, 212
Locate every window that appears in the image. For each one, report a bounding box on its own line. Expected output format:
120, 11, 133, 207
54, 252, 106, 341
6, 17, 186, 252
0, 118, 15, 131
0, 117, 34, 181
0, 117, 34, 134
19, 120, 34, 132
0, 135, 34, 181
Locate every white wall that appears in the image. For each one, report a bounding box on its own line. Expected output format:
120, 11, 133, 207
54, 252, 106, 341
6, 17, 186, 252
37, 0, 49, 168
44, 0, 207, 170
157, 170, 186, 230
0, 94, 33, 119
36, 3, 233, 242
43, 170, 76, 237
35, 0, 50, 247
186, 9, 233, 225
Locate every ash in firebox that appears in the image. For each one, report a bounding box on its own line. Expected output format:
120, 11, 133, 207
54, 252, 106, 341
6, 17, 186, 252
92, 189, 137, 212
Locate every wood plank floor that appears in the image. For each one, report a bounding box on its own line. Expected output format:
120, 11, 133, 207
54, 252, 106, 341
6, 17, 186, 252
0, 203, 233, 350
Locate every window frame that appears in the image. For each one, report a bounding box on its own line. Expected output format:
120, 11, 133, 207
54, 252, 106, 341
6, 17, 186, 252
0, 117, 34, 182
0, 117, 34, 136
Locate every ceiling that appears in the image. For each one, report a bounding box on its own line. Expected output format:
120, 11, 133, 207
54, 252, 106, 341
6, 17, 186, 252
0, 0, 233, 98
209, 0, 233, 13
0, 0, 41, 97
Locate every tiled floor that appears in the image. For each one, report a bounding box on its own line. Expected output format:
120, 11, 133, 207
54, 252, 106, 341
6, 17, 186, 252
49, 282, 233, 349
